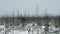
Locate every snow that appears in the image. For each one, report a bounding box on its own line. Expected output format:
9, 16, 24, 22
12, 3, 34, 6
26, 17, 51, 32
0, 22, 60, 34
0, 25, 5, 29
49, 24, 59, 32
9, 30, 28, 34
0, 32, 3, 34
8, 30, 39, 34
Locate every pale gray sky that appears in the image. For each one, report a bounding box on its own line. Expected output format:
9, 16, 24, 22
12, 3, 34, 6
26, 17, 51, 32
0, 0, 60, 17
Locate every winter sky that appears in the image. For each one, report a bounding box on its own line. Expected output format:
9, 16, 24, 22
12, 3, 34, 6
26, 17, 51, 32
0, 0, 60, 17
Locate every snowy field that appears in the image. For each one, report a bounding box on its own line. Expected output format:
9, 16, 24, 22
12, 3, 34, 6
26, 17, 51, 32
0, 30, 40, 34
0, 22, 60, 34
0, 32, 3, 34
8, 30, 28, 34
8, 30, 40, 34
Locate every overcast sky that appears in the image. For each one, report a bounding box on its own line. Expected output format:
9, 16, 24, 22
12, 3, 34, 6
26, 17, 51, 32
0, 0, 60, 17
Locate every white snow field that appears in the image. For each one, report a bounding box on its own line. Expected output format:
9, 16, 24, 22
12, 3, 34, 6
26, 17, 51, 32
0, 32, 3, 34
0, 22, 60, 34
8, 30, 28, 34
8, 30, 39, 34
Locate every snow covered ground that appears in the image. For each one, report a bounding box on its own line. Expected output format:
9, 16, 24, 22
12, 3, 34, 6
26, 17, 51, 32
8, 30, 28, 34
0, 32, 3, 34
0, 22, 60, 34
8, 30, 42, 34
